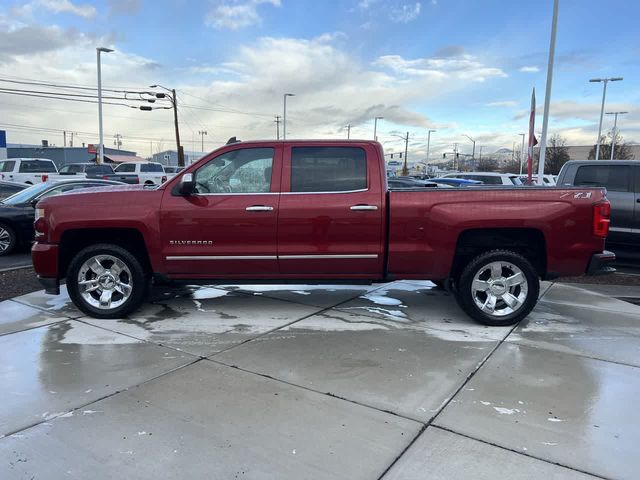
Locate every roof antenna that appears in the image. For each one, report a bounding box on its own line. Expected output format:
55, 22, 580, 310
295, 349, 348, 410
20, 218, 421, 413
226, 136, 240, 145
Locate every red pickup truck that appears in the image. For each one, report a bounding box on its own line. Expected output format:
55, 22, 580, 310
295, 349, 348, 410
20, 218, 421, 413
32, 140, 614, 326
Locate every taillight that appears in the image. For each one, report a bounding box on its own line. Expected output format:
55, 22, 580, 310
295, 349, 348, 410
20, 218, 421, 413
593, 201, 611, 238
34, 208, 48, 241
41, 174, 48, 182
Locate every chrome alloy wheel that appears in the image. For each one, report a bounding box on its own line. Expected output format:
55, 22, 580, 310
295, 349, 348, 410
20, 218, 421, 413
0, 227, 10, 253
471, 261, 528, 317
77, 255, 133, 310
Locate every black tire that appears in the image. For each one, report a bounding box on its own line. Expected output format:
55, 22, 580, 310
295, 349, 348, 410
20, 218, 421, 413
67, 243, 149, 319
0, 223, 17, 256
456, 249, 539, 326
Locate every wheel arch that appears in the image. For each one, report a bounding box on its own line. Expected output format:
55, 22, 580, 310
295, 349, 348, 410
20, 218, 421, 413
59, 228, 152, 278
451, 228, 547, 281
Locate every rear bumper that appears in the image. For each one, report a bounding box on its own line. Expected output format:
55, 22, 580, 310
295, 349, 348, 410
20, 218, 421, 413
586, 250, 616, 276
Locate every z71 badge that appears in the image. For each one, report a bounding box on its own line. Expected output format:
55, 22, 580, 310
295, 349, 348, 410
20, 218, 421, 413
560, 191, 592, 199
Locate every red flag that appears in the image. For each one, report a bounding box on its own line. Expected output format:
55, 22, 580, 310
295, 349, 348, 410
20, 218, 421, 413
527, 88, 536, 184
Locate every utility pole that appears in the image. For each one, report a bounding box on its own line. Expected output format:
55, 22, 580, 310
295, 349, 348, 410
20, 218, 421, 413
274, 116, 281, 139
96, 47, 113, 164
171, 89, 184, 166
113, 133, 123, 150
606, 111, 628, 160
373, 116, 384, 141
346, 124, 351, 139
478, 146, 483, 161
69, 132, 74, 147
537, 0, 559, 181
198, 130, 207, 152
63, 131, 66, 147
402, 132, 409, 175
590, 78, 624, 160
519, 133, 526, 174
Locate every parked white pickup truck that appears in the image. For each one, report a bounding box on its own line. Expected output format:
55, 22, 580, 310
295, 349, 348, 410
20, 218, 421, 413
109, 162, 167, 185
0, 158, 59, 185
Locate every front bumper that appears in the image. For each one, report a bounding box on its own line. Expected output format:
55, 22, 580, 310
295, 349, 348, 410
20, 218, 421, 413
586, 250, 616, 276
38, 276, 60, 295
32, 242, 60, 294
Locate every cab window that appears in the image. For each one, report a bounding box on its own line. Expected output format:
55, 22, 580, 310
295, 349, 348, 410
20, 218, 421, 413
0, 161, 16, 172
290, 147, 367, 192
194, 148, 274, 194
574, 165, 630, 192
19, 160, 57, 173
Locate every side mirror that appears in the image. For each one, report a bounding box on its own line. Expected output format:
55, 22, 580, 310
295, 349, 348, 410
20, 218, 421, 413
179, 172, 195, 195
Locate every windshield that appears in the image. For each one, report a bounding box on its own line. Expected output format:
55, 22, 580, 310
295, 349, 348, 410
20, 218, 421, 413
2, 182, 51, 204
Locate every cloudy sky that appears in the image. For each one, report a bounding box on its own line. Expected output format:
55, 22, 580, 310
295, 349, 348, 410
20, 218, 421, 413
1, 0, 638, 158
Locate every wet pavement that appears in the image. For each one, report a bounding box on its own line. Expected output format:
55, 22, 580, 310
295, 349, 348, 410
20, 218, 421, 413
0, 280, 639, 479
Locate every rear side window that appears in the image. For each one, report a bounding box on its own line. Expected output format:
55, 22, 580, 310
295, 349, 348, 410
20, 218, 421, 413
19, 160, 57, 173
115, 163, 136, 173
141, 163, 164, 173
0, 161, 15, 172
86, 165, 114, 174
510, 176, 523, 186
574, 165, 630, 192
291, 147, 367, 192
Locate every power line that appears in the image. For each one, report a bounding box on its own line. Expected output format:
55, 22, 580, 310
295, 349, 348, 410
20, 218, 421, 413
0, 76, 155, 95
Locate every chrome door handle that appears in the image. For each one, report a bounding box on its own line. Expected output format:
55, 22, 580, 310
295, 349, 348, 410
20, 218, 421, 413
245, 205, 274, 211
350, 205, 378, 211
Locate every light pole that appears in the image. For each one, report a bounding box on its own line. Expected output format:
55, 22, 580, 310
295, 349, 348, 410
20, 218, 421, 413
198, 130, 207, 152
590, 77, 623, 160
283, 93, 295, 140
519, 133, 526, 174
274, 116, 281, 139
426, 129, 436, 163
346, 124, 351, 139
463, 134, 476, 168
373, 116, 384, 141
606, 111, 628, 160
96, 47, 113, 164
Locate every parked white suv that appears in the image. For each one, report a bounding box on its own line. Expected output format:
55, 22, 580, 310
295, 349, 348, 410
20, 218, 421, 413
518, 174, 557, 186
113, 162, 167, 185
443, 172, 523, 186
0, 158, 59, 185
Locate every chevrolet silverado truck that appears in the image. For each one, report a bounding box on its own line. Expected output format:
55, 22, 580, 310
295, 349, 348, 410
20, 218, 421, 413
32, 140, 614, 326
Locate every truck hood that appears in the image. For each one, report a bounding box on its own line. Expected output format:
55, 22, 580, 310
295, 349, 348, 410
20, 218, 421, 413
37, 183, 163, 211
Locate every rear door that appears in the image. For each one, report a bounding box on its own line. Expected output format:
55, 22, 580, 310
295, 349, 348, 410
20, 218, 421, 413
573, 163, 634, 248
160, 145, 282, 277
277, 144, 384, 276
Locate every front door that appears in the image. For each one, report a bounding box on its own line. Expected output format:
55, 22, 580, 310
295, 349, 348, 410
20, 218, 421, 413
277, 144, 384, 277
160, 146, 281, 277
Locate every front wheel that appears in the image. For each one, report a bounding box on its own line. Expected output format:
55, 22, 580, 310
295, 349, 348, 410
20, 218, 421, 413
67, 243, 148, 319
456, 250, 539, 326
0, 223, 17, 256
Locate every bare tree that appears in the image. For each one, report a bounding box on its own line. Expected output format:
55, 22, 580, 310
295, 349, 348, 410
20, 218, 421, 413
544, 133, 571, 174
500, 159, 521, 174
588, 132, 635, 160
477, 157, 499, 172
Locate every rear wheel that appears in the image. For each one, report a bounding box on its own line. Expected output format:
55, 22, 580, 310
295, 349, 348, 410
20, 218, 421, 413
0, 223, 17, 256
67, 243, 148, 318
456, 250, 539, 326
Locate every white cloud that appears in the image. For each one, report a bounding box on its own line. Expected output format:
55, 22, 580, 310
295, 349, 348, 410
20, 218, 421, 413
486, 101, 517, 108
25, 0, 98, 19
519, 66, 540, 73
374, 53, 507, 82
107, 0, 141, 16
389, 2, 422, 23
206, 0, 281, 30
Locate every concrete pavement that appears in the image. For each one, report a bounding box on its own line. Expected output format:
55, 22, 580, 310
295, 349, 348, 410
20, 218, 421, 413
1, 280, 639, 479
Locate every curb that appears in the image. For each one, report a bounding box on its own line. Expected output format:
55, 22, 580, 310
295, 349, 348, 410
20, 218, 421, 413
0, 264, 33, 273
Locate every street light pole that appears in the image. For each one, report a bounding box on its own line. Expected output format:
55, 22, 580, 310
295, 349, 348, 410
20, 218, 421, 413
96, 47, 114, 164
373, 116, 384, 141
402, 131, 409, 175
537, 0, 559, 182
346, 124, 351, 139
606, 111, 628, 160
283, 93, 295, 140
426, 129, 436, 163
519, 133, 526, 174
590, 77, 623, 160
198, 130, 207, 152
274, 116, 281, 140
